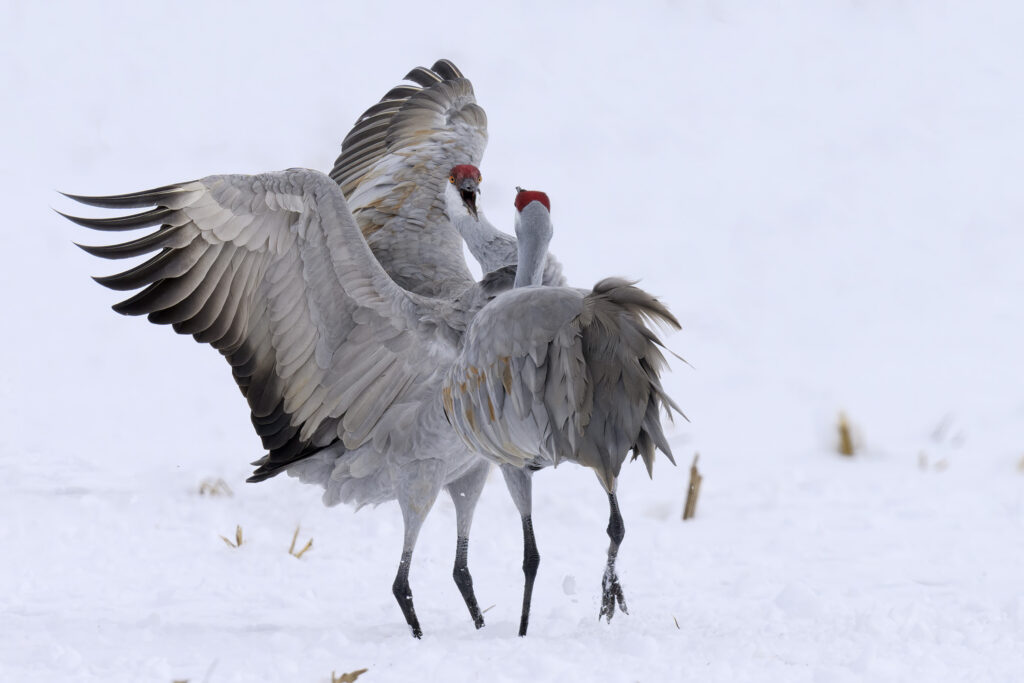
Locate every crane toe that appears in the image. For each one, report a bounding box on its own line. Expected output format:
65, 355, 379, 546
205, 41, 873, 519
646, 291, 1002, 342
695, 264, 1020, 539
599, 567, 629, 622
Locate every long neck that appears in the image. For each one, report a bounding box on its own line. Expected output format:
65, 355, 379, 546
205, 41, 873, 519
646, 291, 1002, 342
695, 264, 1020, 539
513, 205, 552, 288
453, 210, 519, 274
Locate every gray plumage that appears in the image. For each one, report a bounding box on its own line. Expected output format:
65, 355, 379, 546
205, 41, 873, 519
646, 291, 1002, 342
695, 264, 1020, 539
441, 193, 681, 634
64, 60, 681, 640
445, 279, 680, 490
65, 60, 524, 640
328, 59, 487, 299
311, 61, 501, 635
70, 172, 462, 475
65, 169, 507, 637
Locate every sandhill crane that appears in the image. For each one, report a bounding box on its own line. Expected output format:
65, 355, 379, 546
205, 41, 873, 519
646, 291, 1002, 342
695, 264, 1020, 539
62, 174, 679, 639
324, 60, 573, 634
315, 58, 494, 636
306, 54, 666, 634
328, 62, 679, 634
443, 189, 681, 635
61, 60, 518, 640
62, 61, 679, 638
61, 169, 512, 638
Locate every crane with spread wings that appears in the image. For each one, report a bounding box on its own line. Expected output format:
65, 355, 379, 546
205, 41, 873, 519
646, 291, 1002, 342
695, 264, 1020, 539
61, 61, 680, 638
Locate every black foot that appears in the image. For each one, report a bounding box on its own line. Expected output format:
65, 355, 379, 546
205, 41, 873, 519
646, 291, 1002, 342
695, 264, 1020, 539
453, 537, 485, 630
599, 491, 628, 623
393, 551, 423, 638
518, 515, 540, 637
599, 566, 629, 622
395, 589, 423, 639
454, 568, 485, 630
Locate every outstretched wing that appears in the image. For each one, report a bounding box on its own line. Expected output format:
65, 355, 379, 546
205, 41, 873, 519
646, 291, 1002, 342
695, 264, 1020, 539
328, 59, 487, 243
63, 169, 455, 481
445, 280, 681, 491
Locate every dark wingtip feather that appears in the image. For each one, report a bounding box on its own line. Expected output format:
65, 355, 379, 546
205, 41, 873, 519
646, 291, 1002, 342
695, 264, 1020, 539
93, 271, 142, 292
73, 223, 185, 260
59, 183, 186, 209
55, 209, 100, 229
431, 59, 463, 80
110, 283, 162, 316
246, 454, 275, 482
381, 84, 421, 101
57, 207, 173, 232
404, 65, 443, 87
91, 248, 175, 291
246, 438, 336, 483
74, 242, 100, 255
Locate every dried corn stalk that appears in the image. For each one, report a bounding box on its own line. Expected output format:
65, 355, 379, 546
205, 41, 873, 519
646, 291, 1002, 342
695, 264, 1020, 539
838, 412, 855, 456
682, 453, 703, 521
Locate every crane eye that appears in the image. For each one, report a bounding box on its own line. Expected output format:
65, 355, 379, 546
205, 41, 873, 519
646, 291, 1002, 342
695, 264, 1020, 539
477, 175, 482, 183
448, 175, 455, 184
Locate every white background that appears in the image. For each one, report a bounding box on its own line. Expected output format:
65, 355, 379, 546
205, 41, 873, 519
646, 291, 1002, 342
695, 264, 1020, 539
2, 1, 1022, 681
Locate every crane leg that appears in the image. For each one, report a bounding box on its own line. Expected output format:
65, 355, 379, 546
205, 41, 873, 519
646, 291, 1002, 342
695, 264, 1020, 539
599, 489, 629, 622
392, 459, 445, 638
501, 465, 539, 637
446, 460, 490, 629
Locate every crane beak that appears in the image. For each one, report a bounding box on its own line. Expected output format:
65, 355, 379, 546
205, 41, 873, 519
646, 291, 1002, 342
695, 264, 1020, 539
458, 180, 479, 219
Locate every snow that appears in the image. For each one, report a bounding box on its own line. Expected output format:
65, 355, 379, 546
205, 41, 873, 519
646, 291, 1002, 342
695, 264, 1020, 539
3, 1, 1023, 681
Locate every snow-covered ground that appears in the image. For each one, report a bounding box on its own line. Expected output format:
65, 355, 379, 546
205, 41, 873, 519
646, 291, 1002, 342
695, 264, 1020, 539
2, 2, 1023, 681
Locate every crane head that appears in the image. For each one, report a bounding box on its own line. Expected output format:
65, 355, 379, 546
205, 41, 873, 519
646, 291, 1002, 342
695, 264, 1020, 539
448, 164, 482, 218
514, 187, 550, 213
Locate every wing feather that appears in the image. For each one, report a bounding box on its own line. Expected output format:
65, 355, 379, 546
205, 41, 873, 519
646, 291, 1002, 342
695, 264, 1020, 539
445, 282, 681, 490
327, 61, 486, 297
64, 169, 455, 481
